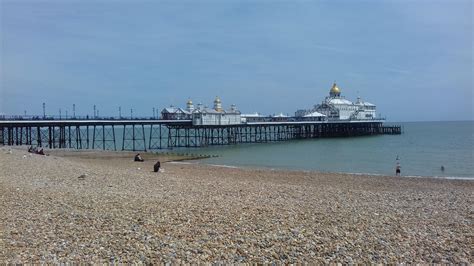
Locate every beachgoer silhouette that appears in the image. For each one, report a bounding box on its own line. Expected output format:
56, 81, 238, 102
396, 162, 401, 176
154, 161, 161, 172
395, 155, 401, 176
134, 153, 144, 162
441, 165, 445, 172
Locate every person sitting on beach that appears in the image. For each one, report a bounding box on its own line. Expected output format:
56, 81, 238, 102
37, 148, 45, 155
134, 153, 144, 162
154, 160, 161, 172
27, 146, 33, 153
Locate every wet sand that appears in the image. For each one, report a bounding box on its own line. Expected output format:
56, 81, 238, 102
0, 147, 472, 263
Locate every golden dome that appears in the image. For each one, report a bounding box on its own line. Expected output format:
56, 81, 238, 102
214, 96, 221, 103
330, 82, 341, 94
187, 99, 193, 104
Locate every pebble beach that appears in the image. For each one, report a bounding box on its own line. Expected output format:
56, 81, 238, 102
0, 147, 472, 263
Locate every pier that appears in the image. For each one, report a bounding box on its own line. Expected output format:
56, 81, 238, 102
0, 119, 401, 151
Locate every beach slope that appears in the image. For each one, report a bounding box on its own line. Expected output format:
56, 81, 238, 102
0, 147, 472, 263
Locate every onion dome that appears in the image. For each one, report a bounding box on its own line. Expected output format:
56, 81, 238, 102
186, 99, 194, 112
329, 82, 341, 97
214, 96, 223, 112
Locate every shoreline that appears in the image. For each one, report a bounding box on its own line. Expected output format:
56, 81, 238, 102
6, 145, 474, 182
1, 147, 472, 263
183, 160, 474, 181
10, 146, 473, 180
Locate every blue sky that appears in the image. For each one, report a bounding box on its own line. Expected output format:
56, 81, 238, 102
1, 0, 472, 121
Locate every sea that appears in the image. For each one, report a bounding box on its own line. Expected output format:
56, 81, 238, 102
173, 121, 474, 179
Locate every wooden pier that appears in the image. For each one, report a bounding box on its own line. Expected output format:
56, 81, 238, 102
0, 119, 401, 151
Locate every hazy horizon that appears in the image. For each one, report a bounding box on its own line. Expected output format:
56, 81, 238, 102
1, 0, 473, 122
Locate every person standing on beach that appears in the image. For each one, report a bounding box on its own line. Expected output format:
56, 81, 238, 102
395, 155, 401, 176
396, 164, 401, 176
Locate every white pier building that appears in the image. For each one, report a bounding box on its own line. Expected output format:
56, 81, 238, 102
162, 97, 241, 126
296, 83, 377, 121
192, 97, 241, 126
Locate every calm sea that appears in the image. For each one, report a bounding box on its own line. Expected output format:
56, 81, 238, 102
177, 121, 473, 178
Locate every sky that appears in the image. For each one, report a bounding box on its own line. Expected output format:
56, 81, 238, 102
0, 0, 472, 122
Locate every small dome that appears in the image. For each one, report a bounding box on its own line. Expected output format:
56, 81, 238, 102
330, 82, 341, 94
187, 99, 193, 104
214, 96, 221, 103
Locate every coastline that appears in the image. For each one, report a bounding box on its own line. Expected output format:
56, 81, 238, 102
1, 147, 472, 263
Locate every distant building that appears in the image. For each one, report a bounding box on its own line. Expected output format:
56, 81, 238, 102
241, 112, 265, 123
162, 97, 242, 125
161, 106, 191, 120
296, 83, 377, 121
353, 97, 376, 119
271, 113, 290, 122
299, 111, 326, 121
192, 97, 241, 126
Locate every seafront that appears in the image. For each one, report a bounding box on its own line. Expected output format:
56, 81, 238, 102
0, 147, 472, 263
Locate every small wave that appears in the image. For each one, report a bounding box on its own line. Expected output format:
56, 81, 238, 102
403, 175, 474, 180
345, 172, 474, 180
344, 172, 385, 177
207, 164, 239, 169
168, 161, 196, 165
441, 176, 474, 180
170, 161, 239, 169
